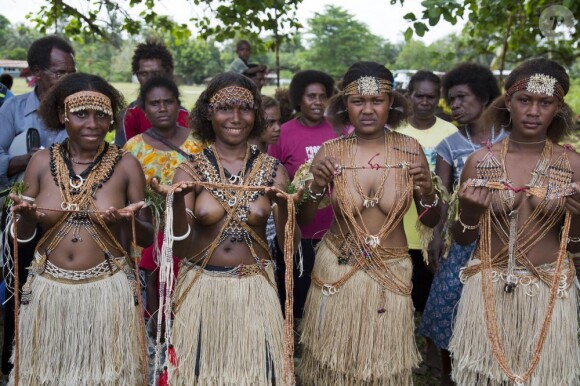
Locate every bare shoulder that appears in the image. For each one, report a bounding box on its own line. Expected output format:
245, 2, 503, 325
29, 148, 50, 167
119, 149, 143, 171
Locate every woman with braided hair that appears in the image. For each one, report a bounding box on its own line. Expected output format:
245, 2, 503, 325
7, 72, 152, 385
450, 58, 580, 385
157, 72, 301, 385
297, 61, 442, 385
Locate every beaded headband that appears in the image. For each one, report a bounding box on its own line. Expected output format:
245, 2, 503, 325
343, 76, 392, 96
209, 86, 255, 109
505, 73, 565, 101
64, 91, 114, 117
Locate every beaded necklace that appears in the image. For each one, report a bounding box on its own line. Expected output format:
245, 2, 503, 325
461, 137, 575, 385
350, 133, 390, 208
316, 131, 420, 296
42, 140, 124, 256
213, 143, 251, 207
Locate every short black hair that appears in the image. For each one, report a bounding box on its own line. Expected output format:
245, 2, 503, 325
484, 57, 573, 142
273, 87, 294, 124
327, 61, 410, 130
289, 70, 334, 111
191, 72, 265, 142
442, 63, 500, 107
0, 73, 13, 89
39, 73, 125, 132
131, 38, 174, 75
236, 40, 251, 51
27, 35, 74, 71
408, 70, 441, 95
139, 76, 181, 107
261, 95, 279, 111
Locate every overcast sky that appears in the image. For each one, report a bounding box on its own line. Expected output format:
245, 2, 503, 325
0, 0, 465, 44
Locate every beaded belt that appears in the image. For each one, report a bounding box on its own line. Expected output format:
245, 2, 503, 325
42, 258, 122, 281
183, 260, 272, 278
460, 257, 576, 298
22, 252, 135, 305
324, 232, 408, 266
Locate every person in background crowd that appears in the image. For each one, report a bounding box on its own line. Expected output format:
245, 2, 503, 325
252, 95, 281, 154
244, 63, 267, 92
274, 87, 295, 124
0, 74, 14, 108
250, 95, 282, 253
115, 39, 189, 146
419, 62, 504, 386
229, 39, 267, 76
268, 69, 338, 322
0, 82, 12, 108
0, 35, 76, 381
397, 70, 457, 376
0, 35, 75, 188
0, 74, 14, 90
124, 76, 202, 381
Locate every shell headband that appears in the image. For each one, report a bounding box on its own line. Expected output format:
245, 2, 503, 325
505, 74, 564, 101
64, 91, 114, 123
209, 86, 256, 109
343, 76, 392, 96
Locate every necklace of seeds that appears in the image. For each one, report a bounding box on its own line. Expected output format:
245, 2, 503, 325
212, 143, 251, 207
316, 132, 418, 295
173, 152, 277, 311
44, 141, 123, 255
465, 138, 574, 385
349, 134, 390, 208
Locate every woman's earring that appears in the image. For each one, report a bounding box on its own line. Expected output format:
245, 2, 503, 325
501, 113, 512, 129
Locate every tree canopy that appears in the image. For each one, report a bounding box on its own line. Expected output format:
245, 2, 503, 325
302, 6, 399, 78
403, 0, 579, 73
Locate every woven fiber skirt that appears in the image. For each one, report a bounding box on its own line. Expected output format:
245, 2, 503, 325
10, 257, 143, 386
450, 258, 580, 386
170, 262, 286, 385
298, 236, 420, 386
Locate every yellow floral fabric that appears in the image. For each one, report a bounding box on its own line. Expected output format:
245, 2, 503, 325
124, 133, 203, 184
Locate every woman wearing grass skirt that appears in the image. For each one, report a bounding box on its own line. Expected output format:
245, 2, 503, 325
297, 61, 442, 385
449, 58, 580, 385
159, 72, 300, 385
8, 73, 152, 385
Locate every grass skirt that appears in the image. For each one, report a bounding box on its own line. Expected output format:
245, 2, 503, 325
298, 238, 420, 386
171, 263, 286, 385
450, 259, 580, 386
10, 267, 143, 385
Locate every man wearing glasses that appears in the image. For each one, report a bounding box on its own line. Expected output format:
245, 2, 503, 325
0, 35, 76, 188
115, 38, 189, 146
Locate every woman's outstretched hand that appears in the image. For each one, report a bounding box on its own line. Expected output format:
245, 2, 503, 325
101, 201, 145, 224
9, 193, 44, 223
265, 186, 304, 208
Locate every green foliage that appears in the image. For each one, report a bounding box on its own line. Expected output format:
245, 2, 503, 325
25, 0, 191, 48
3, 48, 27, 60
302, 5, 397, 78
404, 0, 579, 72
72, 39, 114, 79
173, 38, 224, 84
566, 78, 580, 116
393, 34, 489, 72
0, 22, 42, 60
